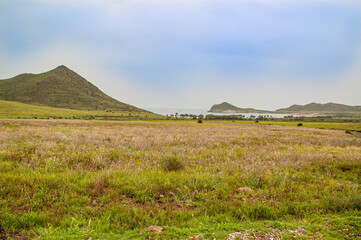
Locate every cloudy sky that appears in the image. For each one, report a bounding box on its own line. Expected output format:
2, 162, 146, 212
1, 0, 361, 110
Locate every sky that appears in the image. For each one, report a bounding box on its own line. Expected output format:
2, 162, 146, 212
1, 0, 361, 110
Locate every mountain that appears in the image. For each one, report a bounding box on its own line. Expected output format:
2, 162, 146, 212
0, 65, 145, 112
209, 102, 269, 113
276, 102, 361, 113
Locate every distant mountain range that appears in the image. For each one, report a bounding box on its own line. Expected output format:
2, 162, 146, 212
209, 102, 269, 113
209, 102, 361, 114
276, 102, 361, 113
0, 65, 145, 112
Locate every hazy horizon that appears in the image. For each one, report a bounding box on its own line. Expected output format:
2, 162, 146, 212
1, 0, 361, 110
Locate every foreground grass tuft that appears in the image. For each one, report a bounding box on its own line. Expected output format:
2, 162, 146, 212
160, 155, 185, 172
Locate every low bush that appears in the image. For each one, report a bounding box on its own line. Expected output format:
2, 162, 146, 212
322, 193, 361, 212
348, 193, 361, 210
160, 155, 185, 172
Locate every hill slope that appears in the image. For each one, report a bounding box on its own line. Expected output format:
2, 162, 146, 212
0, 100, 162, 119
0, 65, 144, 112
209, 102, 269, 113
276, 102, 361, 113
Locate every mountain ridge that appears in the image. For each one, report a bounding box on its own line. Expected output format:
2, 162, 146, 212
0, 65, 145, 112
209, 102, 361, 115
276, 102, 361, 113
209, 102, 269, 113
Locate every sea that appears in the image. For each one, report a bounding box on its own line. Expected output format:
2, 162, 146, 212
146, 108, 288, 118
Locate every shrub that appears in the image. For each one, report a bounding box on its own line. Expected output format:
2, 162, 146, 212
197, 119, 203, 124
160, 155, 185, 172
322, 193, 361, 212
247, 204, 277, 220
297, 123, 303, 126
322, 197, 344, 212
337, 162, 353, 172
348, 193, 361, 210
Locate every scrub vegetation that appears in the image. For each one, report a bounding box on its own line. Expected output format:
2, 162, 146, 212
0, 100, 162, 120
0, 119, 360, 239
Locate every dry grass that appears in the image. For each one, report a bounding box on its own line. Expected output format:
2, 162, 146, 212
0, 119, 360, 239
1, 119, 358, 172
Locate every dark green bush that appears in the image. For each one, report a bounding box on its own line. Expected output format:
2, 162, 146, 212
160, 155, 185, 172
323, 196, 346, 212
348, 193, 361, 210
297, 123, 303, 126
197, 119, 203, 123
322, 193, 361, 212
337, 162, 353, 172
247, 204, 277, 220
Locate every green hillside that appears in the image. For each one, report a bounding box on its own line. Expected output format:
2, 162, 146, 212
276, 102, 361, 113
0, 65, 145, 112
0, 100, 162, 120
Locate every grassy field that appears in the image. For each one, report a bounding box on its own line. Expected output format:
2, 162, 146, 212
0, 119, 361, 239
0, 100, 163, 120
258, 121, 361, 132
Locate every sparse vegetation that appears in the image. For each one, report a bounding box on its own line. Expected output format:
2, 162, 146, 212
0, 119, 360, 239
